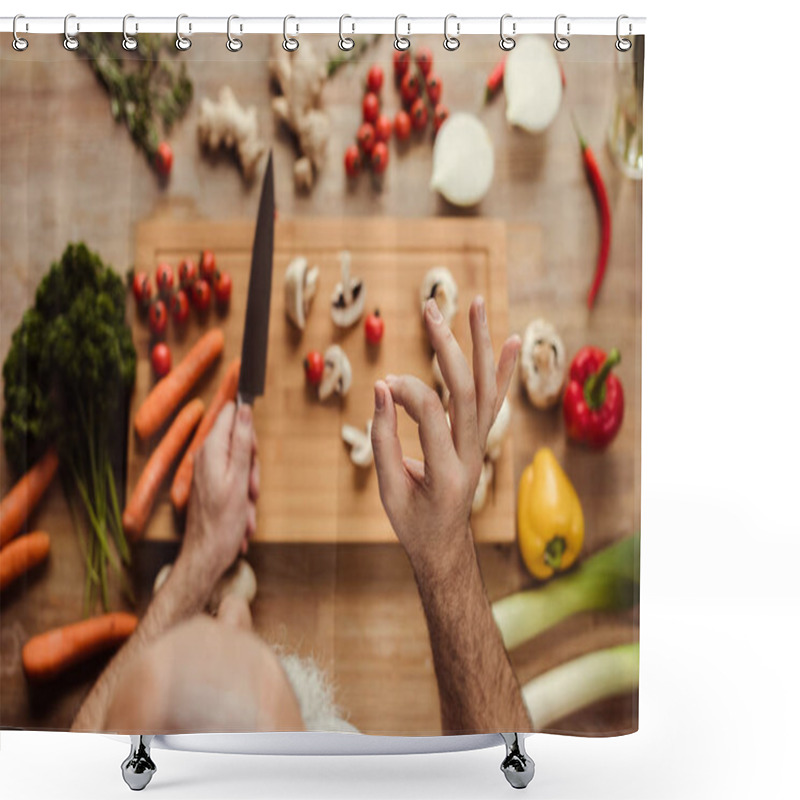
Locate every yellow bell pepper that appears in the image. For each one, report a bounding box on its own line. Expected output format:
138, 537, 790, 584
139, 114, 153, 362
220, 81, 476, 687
517, 448, 584, 580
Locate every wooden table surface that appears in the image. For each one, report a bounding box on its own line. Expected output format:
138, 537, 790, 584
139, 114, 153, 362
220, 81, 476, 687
0, 34, 641, 734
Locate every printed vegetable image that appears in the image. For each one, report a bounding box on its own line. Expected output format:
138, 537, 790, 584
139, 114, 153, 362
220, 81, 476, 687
0, 448, 58, 548
364, 310, 385, 345
284, 256, 320, 331
520, 319, 567, 410
150, 342, 172, 378
493, 535, 639, 650
563, 347, 624, 449
134, 328, 224, 439
517, 448, 584, 580
124, 398, 205, 539
170, 358, 241, 512
304, 350, 325, 386
431, 113, 495, 207
1, 244, 136, 611
504, 35, 563, 133
22, 612, 138, 681
0, 531, 51, 592
485, 58, 506, 102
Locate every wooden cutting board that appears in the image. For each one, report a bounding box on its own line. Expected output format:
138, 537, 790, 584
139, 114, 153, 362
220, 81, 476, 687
127, 216, 514, 543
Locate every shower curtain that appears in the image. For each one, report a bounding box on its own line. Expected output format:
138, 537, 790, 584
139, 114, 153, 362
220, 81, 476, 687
0, 31, 642, 738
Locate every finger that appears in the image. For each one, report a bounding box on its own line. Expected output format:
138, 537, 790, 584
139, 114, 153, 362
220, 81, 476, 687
249, 455, 260, 501
495, 335, 522, 417
204, 400, 237, 455
385, 373, 459, 482
424, 298, 480, 462
230, 403, 255, 476
371, 381, 406, 509
246, 503, 257, 539
469, 296, 498, 445
402, 456, 426, 487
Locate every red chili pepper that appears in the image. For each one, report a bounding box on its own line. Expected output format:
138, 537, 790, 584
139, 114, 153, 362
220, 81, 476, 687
576, 129, 612, 309
485, 58, 506, 102
563, 347, 624, 449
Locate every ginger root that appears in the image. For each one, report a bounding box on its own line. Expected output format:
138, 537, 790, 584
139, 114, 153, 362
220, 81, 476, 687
269, 40, 330, 191
198, 86, 266, 181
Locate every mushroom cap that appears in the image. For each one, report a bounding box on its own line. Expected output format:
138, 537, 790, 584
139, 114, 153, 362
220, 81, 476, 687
331, 251, 365, 328
486, 397, 511, 461
472, 459, 495, 514
284, 256, 319, 330
319, 344, 353, 400
420, 267, 458, 326
342, 420, 374, 468
521, 318, 567, 410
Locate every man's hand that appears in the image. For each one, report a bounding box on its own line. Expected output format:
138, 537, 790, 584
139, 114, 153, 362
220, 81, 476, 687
372, 296, 520, 571
182, 401, 259, 590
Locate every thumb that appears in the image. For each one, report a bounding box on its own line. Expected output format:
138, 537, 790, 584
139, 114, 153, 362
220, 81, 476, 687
230, 402, 255, 475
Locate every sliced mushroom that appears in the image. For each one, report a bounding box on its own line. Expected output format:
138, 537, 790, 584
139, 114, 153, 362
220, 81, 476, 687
486, 397, 511, 462
431, 354, 451, 409
521, 319, 567, 410
420, 267, 458, 326
472, 459, 495, 514
331, 251, 365, 328
342, 420, 373, 468
319, 344, 352, 400
284, 256, 320, 330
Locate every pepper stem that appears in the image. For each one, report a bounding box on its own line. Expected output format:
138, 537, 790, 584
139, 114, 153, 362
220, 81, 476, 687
584, 349, 621, 410
570, 110, 588, 151
544, 537, 567, 571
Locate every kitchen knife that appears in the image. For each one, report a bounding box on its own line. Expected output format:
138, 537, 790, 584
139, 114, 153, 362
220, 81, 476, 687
238, 151, 275, 405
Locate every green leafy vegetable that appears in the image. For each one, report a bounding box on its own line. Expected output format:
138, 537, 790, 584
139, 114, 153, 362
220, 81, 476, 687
2, 243, 136, 612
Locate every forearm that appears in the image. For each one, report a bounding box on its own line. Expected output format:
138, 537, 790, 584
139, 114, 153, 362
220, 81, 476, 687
71, 551, 213, 732
411, 528, 531, 734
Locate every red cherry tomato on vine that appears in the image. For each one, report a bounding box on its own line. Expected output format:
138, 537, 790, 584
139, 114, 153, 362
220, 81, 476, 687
374, 114, 393, 143
366, 64, 384, 93
415, 47, 434, 77
410, 98, 429, 130
393, 49, 411, 79
170, 289, 190, 324
132, 272, 151, 307
150, 342, 171, 378
400, 71, 421, 105
394, 110, 412, 141
433, 104, 450, 133
371, 142, 389, 174
191, 278, 212, 312
357, 122, 376, 154
148, 299, 168, 336
154, 142, 173, 177
304, 351, 324, 385
344, 144, 362, 178
200, 250, 216, 282
214, 271, 232, 307
362, 92, 380, 124
365, 309, 385, 345
155, 262, 174, 295
426, 73, 443, 105
178, 258, 197, 288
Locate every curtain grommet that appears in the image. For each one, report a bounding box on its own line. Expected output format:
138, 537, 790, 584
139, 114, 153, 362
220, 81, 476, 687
12, 14, 29, 52
175, 13, 192, 51
338, 14, 355, 51
122, 14, 138, 51
226, 15, 243, 52
443, 14, 460, 52
499, 14, 516, 51
615, 15, 632, 52
283, 15, 299, 52
554, 14, 570, 52
394, 15, 410, 51
63, 13, 79, 51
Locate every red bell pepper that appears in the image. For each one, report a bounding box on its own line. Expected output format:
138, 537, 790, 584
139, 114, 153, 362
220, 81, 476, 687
563, 347, 624, 449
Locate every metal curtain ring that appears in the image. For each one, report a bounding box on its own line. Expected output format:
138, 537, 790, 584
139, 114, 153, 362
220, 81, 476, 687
616, 15, 632, 52
443, 14, 460, 51
227, 15, 243, 51
283, 15, 299, 51
63, 13, 79, 51
12, 14, 29, 51
499, 14, 516, 51
339, 15, 355, 51
554, 14, 570, 51
176, 14, 192, 51
394, 15, 410, 51
122, 14, 138, 51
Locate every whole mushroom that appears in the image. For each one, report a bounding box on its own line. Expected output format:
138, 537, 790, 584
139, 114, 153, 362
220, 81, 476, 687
420, 267, 458, 326
521, 319, 567, 410
319, 345, 352, 401
284, 256, 320, 331
331, 251, 365, 328
342, 420, 373, 468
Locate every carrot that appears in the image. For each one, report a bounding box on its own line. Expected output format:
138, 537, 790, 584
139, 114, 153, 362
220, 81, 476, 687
0, 448, 59, 548
134, 328, 224, 439
170, 357, 241, 511
0, 531, 51, 591
124, 398, 205, 539
22, 612, 138, 681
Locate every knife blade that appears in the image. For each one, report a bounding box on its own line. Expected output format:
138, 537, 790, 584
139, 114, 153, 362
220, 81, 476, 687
238, 151, 275, 405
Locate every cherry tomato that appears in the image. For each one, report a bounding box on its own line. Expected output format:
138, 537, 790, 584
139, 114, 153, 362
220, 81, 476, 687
132, 272, 151, 306
433, 104, 450, 133
371, 142, 389, 175
191, 278, 212, 312
365, 309, 385, 345
362, 92, 380, 124
214, 271, 232, 306
155, 262, 174, 295
148, 299, 168, 336
178, 258, 197, 288
150, 342, 172, 378
344, 144, 362, 178
410, 98, 429, 131
357, 122, 376, 154
393, 49, 411, 79
366, 64, 384, 93
374, 114, 393, 143
304, 350, 324, 385
199, 249, 216, 282
400, 71, 420, 105
426, 73, 443, 105
170, 289, 190, 325
415, 47, 434, 77
154, 141, 173, 177
394, 110, 412, 141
